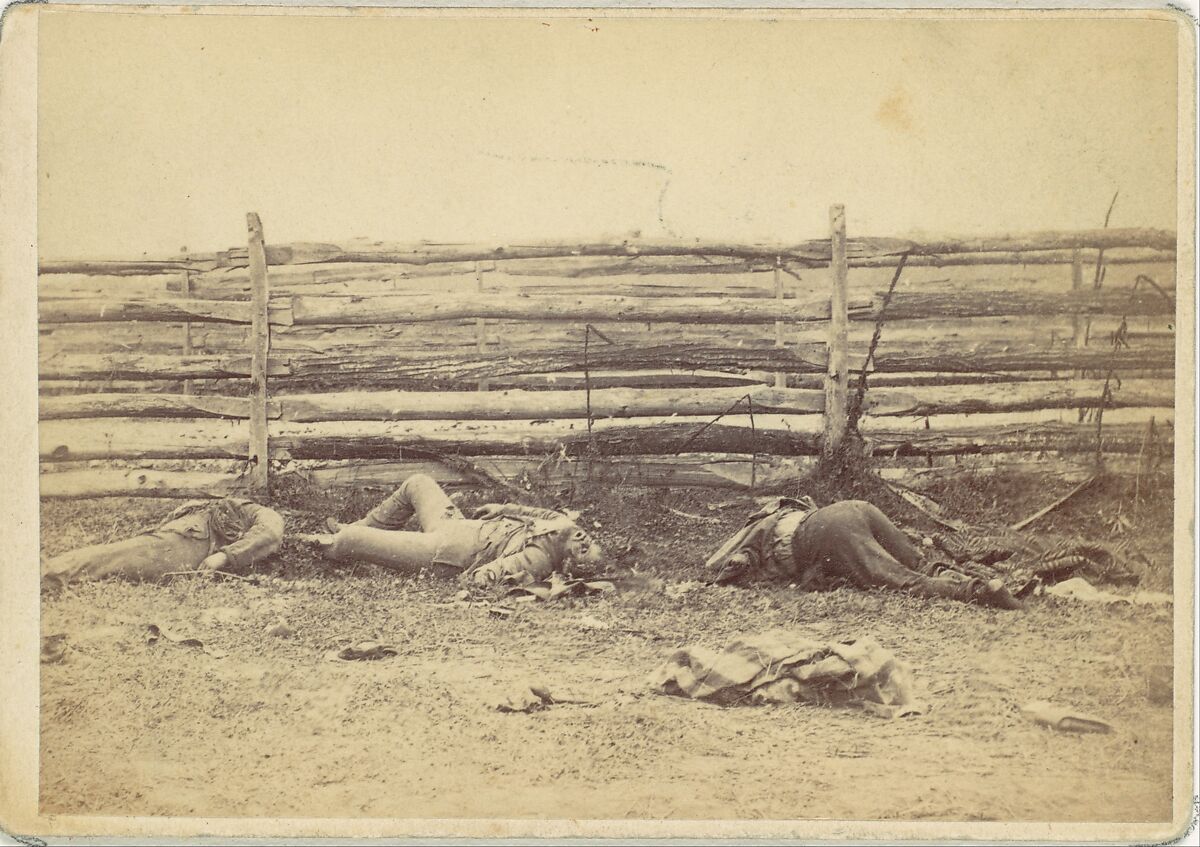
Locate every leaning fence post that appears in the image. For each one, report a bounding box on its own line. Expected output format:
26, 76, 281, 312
824, 204, 850, 457
246, 213, 271, 494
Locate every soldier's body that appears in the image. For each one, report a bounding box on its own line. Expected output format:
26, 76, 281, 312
42, 498, 285, 591
303, 474, 602, 585
708, 497, 1023, 610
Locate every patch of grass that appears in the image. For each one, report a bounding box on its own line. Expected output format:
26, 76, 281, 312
917, 467, 1175, 588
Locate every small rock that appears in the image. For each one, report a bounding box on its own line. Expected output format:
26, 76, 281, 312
1146, 664, 1172, 705
265, 621, 294, 638
199, 606, 244, 626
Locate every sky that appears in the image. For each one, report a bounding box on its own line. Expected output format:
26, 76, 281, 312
37, 10, 1182, 259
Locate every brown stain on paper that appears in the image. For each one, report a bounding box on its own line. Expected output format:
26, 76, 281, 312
876, 88, 916, 133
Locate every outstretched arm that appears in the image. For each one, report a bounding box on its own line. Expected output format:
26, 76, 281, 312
473, 503, 567, 522
217, 502, 285, 569
468, 547, 554, 587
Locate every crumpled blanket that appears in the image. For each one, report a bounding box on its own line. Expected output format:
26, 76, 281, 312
649, 629, 921, 716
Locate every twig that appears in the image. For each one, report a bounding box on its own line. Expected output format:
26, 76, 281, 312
671, 393, 753, 454
778, 264, 806, 284
665, 506, 722, 524
1094, 374, 1112, 467
161, 569, 256, 582
1010, 474, 1099, 531
1079, 189, 1120, 353
1134, 274, 1175, 309
1134, 416, 1156, 507
1090, 267, 1153, 451
848, 252, 909, 431
401, 446, 525, 497
747, 393, 757, 490
583, 323, 615, 452
883, 482, 966, 531
1092, 189, 1120, 290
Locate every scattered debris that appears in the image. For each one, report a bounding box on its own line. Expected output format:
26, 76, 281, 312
265, 620, 294, 638
493, 683, 595, 713
1011, 475, 1099, 531
861, 700, 924, 720
326, 641, 398, 662
41, 633, 69, 664
1021, 700, 1113, 733
504, 573, 619, 602
664, 581, 701, 600
649, 630, 921, 717
160, 569, 260, 585
884, 483, 967, 532
665, 506, 722, 525
198, 606, 246, 626
1145, 664, 1172, 705
494, 687, 548, 713
1043, 576, 1172, 606
145, 624, 226, 658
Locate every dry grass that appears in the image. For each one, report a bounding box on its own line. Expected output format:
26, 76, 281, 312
38, 469, 1177, 822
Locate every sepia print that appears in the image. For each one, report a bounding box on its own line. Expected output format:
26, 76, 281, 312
0, 5, 1195, 842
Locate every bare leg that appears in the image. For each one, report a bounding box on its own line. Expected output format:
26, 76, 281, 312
355, 474, 464, 531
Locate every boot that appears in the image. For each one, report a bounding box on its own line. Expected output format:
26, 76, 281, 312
974, 578, 1025, 611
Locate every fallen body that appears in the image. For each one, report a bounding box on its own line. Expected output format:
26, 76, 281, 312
301, 474, 602, 585
708, 497, 1024, 610
42, 498, 284, 591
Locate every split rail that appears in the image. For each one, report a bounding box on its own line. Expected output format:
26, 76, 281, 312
37, 207, 1177, 498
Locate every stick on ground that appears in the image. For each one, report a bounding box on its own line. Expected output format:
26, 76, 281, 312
1010, 474, 1099, 531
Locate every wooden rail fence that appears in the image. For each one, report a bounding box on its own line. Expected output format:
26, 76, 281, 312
36, 208, 1177, 498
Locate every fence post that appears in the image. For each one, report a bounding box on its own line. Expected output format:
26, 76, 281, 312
475, 261, 490, 391
1071, 248, 1085, 354
1071, 248, 1087, 420
773, 257, 786, 389
180, 263, 193, 396
246, 213, 271, 494
824, 204, 849, 457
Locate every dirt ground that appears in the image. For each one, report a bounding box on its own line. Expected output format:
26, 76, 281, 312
38, 468, 1178, 822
